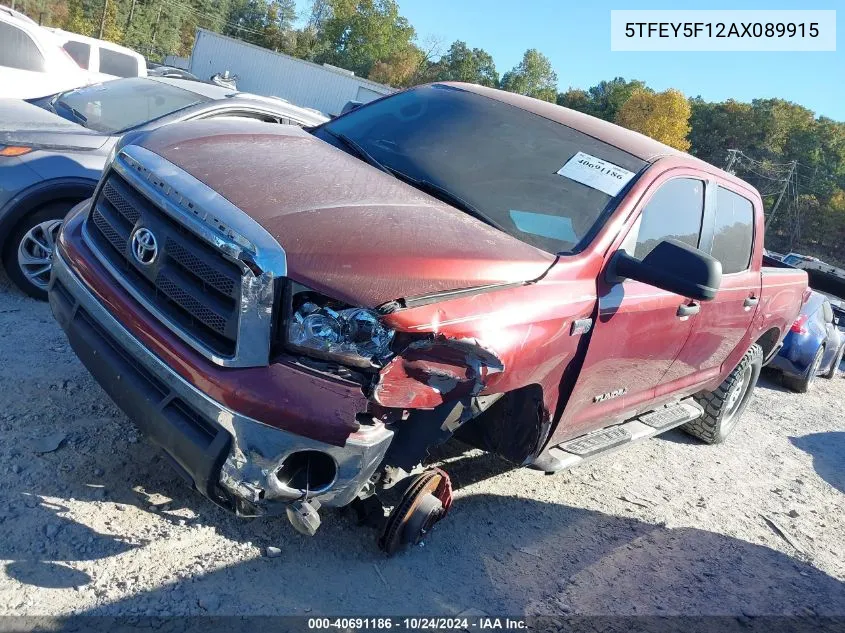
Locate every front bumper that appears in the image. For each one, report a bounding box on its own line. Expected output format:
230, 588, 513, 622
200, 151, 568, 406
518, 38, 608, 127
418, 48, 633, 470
49, 249, 393, 514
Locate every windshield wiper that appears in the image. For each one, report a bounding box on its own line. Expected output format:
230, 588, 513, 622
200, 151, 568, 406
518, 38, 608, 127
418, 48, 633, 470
323, 129, 390, 175
53, 100, 88, 125
387, 169, 506, 232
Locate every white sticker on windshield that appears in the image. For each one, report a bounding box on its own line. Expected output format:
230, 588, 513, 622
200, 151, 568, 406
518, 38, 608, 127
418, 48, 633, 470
557, 152, 635, 197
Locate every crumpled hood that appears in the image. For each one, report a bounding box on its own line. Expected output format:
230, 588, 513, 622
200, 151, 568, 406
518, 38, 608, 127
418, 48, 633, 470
136, 120, 555, 307
0, 98, 109, 151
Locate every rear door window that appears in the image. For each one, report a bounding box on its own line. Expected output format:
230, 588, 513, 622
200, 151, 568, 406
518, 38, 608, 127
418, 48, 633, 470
633, 178, 705, 260
712, 187, 755, 274
99, 48, 138, 77
0, 21, 45, 72
63, 40, 90, 69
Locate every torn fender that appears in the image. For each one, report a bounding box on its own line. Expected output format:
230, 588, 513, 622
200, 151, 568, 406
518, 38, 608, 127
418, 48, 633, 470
372, 336, 504, 409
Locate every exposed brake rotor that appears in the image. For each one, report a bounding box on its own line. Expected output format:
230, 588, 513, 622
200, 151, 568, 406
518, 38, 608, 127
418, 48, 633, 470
378, 467, 453, 555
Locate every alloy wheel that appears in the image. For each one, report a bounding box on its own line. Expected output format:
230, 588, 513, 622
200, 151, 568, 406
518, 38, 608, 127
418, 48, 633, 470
17, 219, 63, 291
723, 362, 753, 432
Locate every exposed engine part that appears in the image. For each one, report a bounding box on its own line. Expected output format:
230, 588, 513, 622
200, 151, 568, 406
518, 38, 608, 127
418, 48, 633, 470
378, 468, 453, 555
286, 499, 322, 536
381, 465, 410, 489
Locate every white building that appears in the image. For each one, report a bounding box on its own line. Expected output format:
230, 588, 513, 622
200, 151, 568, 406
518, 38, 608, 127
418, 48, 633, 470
186, 29, 395, 116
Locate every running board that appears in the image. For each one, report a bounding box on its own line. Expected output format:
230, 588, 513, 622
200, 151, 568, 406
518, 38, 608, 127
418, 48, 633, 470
531, 398, 704, 474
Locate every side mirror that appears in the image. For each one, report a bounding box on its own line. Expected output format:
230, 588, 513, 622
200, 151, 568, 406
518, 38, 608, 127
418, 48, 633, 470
609, 238, 722, 301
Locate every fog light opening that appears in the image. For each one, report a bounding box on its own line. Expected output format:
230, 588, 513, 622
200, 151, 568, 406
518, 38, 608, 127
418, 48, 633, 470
275, 450, 337, 496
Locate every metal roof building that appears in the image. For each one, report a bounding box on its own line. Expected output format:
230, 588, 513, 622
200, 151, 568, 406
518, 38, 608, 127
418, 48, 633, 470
187, 29, 395, 117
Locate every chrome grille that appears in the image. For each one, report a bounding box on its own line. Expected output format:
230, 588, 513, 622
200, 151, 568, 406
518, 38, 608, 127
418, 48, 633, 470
84, 171, 242, 357
81, 145, 287, 368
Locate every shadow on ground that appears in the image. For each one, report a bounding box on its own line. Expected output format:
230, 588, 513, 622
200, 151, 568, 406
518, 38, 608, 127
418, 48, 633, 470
70, 481, 845, 616
6, 436, 844, 615
791, 431, 845, 495
757, 370, 792, 394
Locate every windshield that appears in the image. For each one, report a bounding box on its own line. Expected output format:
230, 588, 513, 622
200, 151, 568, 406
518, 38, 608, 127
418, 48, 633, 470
315, 84, 646, 254
53, 77, 210, 133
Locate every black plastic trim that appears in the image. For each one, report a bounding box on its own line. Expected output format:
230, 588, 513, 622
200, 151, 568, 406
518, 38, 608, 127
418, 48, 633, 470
49, 277, 233, 503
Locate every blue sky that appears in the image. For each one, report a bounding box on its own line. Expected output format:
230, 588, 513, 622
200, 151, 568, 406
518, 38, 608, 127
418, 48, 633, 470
299, 0, 843, 120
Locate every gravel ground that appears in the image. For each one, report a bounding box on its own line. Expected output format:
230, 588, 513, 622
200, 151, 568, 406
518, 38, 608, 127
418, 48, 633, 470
0, 271, 843, 618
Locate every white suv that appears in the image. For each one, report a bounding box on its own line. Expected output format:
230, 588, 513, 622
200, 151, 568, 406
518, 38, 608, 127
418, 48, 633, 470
48, 30, 147, 80
0, 8, 93, 99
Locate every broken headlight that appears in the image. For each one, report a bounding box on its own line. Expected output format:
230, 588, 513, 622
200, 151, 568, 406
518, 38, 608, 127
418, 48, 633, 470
286, 289, 395, 368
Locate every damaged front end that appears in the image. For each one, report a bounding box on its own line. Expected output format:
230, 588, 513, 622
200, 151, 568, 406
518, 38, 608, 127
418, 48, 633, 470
370, 336, 508, 472
372, 336, 504, 411
215, 331, 507, 550
217, 415, 394, 516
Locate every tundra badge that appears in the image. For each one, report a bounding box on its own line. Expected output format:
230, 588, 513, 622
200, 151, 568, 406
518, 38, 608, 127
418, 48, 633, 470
594, 388, 627, 403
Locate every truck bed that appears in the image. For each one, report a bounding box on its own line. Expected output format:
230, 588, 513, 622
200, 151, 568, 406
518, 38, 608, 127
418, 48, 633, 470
759, 263, 808, 353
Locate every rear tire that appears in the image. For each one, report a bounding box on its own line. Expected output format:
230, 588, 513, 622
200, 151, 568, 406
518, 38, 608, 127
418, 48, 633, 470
823, 345, 844, 379
684, 344, 762, 444
2, 203, 73, 301
782, 346, 824, 393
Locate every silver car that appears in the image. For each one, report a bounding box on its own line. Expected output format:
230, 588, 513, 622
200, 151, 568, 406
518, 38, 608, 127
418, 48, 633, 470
0, 76, 327, 298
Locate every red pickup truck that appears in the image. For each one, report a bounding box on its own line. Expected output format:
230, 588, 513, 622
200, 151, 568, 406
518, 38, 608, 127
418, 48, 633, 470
49, 83, 807, 553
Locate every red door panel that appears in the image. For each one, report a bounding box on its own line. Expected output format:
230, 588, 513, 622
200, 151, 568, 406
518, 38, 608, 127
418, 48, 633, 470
553, 279, 695, 442
671, 273, 761, 379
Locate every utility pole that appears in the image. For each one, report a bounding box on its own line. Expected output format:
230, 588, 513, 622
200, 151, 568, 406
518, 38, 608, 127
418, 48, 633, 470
766, 160, 797, 231
724, 149, 739, 174
126, 0, 137, 34
98, 0, 108, 39
149, 4, 163, 57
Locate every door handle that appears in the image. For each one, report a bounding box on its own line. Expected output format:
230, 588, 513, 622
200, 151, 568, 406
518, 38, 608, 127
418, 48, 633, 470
677, 302, 701, 317
744, 296, 759, 308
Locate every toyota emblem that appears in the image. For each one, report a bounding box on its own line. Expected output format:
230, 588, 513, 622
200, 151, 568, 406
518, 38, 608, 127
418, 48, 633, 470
131, 227, 158, 265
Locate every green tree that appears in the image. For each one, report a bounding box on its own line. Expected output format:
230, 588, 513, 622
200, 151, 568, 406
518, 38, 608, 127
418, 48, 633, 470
587, 77, 647, 120
64, 0, 95, 35
314, 0, 417, 79
432, 40, 499, 87
556, 88, 591, 112
687, 98, 763, 166
499, 48, 557, 102
556, 78, 648, 120
262, 0, 298, 53
224, 0, 270, 45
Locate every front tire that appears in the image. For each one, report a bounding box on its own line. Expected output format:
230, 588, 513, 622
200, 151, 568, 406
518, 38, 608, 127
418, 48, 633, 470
2, 204, 71, 300
684, 344, 762, 444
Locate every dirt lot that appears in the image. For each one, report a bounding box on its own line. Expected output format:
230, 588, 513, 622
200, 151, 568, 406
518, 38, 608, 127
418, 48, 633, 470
0, 271, 844, 618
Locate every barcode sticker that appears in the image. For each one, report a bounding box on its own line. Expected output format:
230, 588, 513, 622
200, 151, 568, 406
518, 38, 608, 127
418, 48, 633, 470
557, 152, 635, 196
